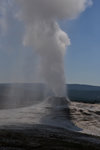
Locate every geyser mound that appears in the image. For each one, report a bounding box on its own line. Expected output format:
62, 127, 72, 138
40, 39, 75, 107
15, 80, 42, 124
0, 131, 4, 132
43, 96, 70, 108
39, 97, 78, 130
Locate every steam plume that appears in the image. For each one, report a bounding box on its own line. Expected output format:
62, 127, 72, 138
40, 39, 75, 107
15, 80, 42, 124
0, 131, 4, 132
16, 0, 92, 97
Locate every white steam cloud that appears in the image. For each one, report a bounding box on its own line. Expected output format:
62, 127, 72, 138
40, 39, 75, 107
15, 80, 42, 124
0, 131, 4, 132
0, 0, 8, 35
15, 0, 92, 97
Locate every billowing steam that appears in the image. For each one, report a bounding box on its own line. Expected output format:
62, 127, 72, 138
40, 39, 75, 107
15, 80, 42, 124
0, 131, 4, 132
15, 0, 92, 97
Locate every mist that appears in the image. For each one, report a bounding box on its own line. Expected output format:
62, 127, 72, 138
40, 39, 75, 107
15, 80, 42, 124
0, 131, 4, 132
0, 0, 92, 98
14, 0, 92, 97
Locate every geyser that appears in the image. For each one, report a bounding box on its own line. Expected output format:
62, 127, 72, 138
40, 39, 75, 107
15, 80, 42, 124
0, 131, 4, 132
43, 97, 70, 108
15, 0, 92, 97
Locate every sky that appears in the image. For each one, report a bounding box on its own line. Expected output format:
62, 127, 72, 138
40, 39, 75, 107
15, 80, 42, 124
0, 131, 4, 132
61, 0, 100, 86
0, 0, 100, 86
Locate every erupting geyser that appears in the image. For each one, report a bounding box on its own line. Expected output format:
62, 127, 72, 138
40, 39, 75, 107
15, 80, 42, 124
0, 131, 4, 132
15, 0, 92, 98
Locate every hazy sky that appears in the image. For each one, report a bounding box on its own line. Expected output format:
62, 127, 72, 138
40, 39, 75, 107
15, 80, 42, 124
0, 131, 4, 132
0, 0, 100, 86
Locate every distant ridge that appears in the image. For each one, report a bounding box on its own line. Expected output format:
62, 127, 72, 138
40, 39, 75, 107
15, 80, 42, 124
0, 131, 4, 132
67, 84, 100, 103
0, 83, 100, 90
0, 83, 100, 104
67, 84, 100, 91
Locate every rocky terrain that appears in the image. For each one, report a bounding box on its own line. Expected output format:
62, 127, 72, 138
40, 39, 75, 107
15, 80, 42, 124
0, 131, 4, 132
0, 97, 100, 149
0, 124, 100, 150
70, 102, 100, 136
